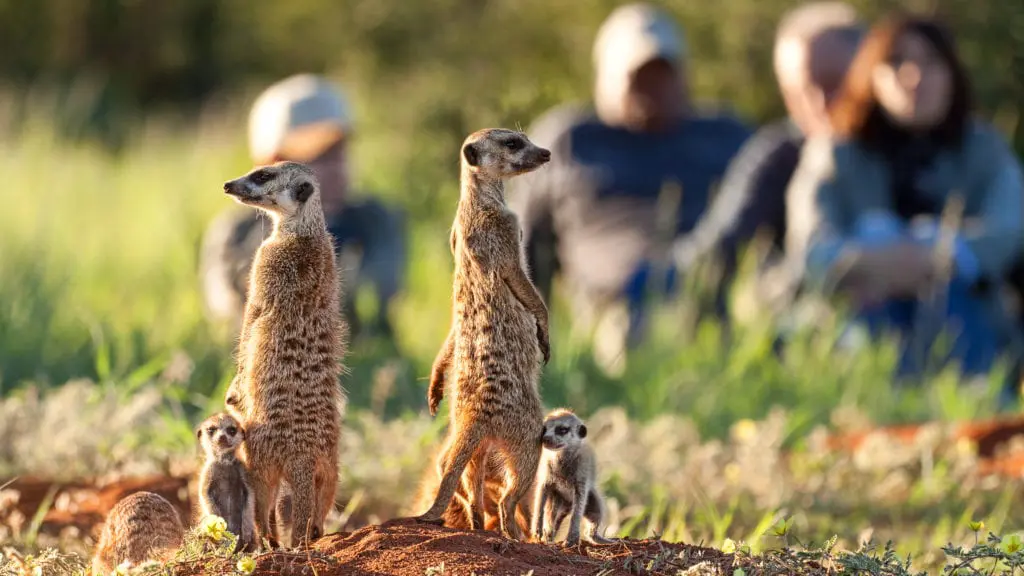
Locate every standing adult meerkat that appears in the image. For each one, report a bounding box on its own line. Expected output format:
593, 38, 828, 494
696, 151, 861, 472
415, 128, 551, 541
409, 441, 531, 534
222, 161, 347, 549
532, 408, 613, 546
91, 491, 185, 574
196, 412, 255, 551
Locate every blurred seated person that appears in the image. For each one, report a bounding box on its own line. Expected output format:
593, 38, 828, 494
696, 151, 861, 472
785, 15, 1024, 385
674, 1, 865, 327
199, 74, 407, 343
507, 3, 752, 374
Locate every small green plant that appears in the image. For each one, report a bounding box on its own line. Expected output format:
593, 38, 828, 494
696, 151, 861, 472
942, 532, 1024, 575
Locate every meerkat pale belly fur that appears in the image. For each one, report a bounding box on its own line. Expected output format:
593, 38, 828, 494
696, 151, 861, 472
533, 408, 613, 546
91, 491, 185, 574
222, 161, 347, 549
196, 412, 255, 550
415, 128, 552, 541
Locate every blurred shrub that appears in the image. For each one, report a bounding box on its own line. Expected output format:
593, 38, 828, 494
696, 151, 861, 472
0, 0, 1021, 159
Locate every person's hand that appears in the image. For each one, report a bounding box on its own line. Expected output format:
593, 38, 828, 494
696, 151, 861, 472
837, 243, 938, 304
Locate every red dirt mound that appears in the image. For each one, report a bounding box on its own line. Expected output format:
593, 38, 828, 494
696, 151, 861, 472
169, 521, 734, 576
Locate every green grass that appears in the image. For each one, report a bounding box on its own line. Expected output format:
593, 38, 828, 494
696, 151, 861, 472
0, 113, 1022, 573
0, 110, 1015, 426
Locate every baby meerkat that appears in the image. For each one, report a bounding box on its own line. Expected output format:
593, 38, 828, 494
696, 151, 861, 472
91, 491, 184, 575
223, 161, 347, 549
533, 408, 613, 546
415, 128, 551, 541
196, 412, 255, 551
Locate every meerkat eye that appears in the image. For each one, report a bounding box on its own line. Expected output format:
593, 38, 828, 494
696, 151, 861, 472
207, 426, 217, 436
226, 426, 237, 436
504, 139, 522, 150
250, 170, 274, 185
555, 426, 569, 436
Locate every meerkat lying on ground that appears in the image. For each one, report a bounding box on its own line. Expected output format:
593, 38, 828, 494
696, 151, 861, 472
533, 408, 614, 546
415, 128, 552, 541
222, 161, 347, 549
196, 412, 255, 551
91, 491, 185, 574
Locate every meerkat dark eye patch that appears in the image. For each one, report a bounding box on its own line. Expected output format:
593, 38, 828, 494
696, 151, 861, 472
555, 426, 569, 436
578, 424, 587, 439
295, 181, 314, 203
250, 170, 275, 185
226, 427, 237, 436
504, 138, 523, 150
207, 426, 217, 436
462, 142, 480, 166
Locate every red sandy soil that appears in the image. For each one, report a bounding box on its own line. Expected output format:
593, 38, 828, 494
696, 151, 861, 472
168, 521, 734, 576
823, 414, 1024, 465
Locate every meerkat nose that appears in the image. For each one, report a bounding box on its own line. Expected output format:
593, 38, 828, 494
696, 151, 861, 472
539, 149, 551, 160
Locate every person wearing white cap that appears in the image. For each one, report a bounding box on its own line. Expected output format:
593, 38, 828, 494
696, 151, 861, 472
507, 3, 752, 374
672, 2, 865, 333
199, 74, 406, 342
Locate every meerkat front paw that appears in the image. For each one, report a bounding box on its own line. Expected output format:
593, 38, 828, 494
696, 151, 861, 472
537, 324, 550, 365
225, 375, 240, 405
427, 365, 446, 416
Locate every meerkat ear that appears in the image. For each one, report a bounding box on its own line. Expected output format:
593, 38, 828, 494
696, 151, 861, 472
462, 142, 480, 167
295, 181, 314, 203
578, 424, 588, 439
195, 427, 203, 440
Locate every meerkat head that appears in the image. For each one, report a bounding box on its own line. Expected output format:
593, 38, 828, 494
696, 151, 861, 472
461, 128, 551, 180
541, 408, 588, 451
222, 161, 320, 222
196, 412, 244, 457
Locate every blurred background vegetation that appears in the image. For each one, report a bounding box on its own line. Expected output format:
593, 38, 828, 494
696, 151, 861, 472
1, 0, 1023, 565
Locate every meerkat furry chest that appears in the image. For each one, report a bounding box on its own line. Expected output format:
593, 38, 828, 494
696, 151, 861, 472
543, 449, 587, 496
241, 235, 343, 418
451, 217, 534, 332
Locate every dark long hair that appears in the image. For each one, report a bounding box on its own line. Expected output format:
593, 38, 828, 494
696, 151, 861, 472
829, 14, 972, 151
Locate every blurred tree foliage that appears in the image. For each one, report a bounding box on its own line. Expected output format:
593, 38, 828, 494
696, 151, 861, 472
0, 0, 1021, 166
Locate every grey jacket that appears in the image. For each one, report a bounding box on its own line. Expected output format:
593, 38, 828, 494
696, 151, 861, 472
786, 119, 1024, 289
